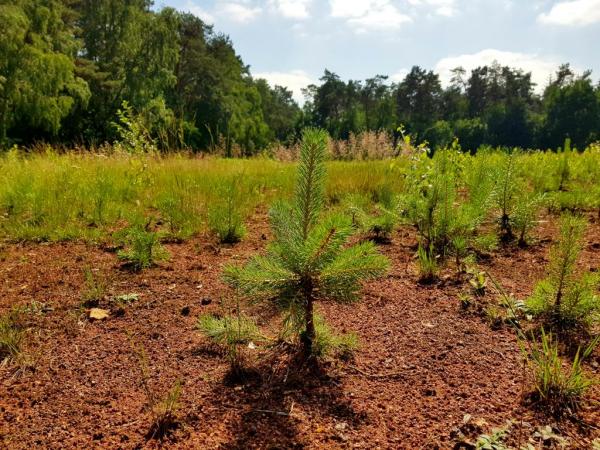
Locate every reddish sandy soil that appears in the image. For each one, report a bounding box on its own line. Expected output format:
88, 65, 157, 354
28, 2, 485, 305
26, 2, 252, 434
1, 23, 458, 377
0, 212, 599, 449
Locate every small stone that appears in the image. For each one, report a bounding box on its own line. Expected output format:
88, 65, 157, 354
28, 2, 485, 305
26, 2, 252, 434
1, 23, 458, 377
89, 308, 110, 320
201, 297, 212, 306
335, 422, 347, 431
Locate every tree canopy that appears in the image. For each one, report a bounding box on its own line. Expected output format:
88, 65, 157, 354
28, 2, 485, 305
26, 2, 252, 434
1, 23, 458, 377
1, 1, 599, 153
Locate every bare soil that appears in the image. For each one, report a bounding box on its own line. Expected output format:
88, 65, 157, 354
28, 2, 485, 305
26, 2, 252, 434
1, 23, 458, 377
1, 212, 599, 449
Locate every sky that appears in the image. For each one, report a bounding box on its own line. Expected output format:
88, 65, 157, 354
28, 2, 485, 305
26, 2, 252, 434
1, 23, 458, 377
154, 0, 600, 102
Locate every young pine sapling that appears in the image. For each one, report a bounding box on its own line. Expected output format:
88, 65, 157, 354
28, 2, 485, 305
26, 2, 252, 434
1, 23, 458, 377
207, 175, 246, 244
198, 305, 262, 375
526, 214, 600, 331
223, 129, 389, 358
493, 151, 521, 241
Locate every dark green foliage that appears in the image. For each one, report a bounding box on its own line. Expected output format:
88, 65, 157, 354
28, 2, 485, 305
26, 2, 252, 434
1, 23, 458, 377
542, 66, 600, 150
223, 128, 389, 357
2, 1, 600, 152
0, 0, 90, 146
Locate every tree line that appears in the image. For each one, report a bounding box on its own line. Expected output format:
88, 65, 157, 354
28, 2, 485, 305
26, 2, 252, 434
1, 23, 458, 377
305, 64, 600, 152
1, 0, 599, 153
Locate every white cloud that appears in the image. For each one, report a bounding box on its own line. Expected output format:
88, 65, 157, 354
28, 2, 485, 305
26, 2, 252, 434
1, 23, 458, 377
408, 0, 457, 17
253, 70, 314, 103
538, 0, 600, 26
218, 2, 262, 23
390, 68, 409, 82
435, 49, 562, 92
270, 0, 312, 19
184, 1, 215, 23
330, 0, 412, 32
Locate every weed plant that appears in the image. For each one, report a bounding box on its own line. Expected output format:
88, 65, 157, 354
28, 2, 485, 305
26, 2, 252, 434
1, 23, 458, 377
130, 338, 182, 439
0, 309, 24, 363
526, 330, 597, 416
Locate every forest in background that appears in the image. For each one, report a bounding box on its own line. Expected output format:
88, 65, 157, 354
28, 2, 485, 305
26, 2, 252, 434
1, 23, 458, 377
2, 0, 600, 154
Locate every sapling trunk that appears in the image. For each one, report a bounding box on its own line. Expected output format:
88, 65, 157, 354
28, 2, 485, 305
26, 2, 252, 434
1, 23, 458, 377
301, 278, 316, 355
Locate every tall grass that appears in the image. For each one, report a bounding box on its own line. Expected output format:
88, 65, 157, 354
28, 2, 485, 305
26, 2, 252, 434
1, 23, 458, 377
0, 150, 403, 242
0, 143, 598, 243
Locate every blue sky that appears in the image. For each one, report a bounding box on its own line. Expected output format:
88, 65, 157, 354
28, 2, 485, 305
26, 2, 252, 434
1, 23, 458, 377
154, 0, 600, 102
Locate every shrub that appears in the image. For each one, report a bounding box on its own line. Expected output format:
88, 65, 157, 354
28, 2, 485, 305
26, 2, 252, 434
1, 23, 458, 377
401, 146, 488, 266
344, 193, 397, 242
112, 101, 157, 154
117, 224, 168, 270
223, 128, 389, 359
526, 330, 597, 416
526, 214, 600, 331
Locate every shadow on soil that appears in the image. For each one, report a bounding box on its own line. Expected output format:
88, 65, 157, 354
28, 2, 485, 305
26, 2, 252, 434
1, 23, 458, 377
214, 357, 366, 449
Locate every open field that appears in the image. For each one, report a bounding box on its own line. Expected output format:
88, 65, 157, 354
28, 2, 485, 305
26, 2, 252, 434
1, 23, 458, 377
1, 145, 599, 449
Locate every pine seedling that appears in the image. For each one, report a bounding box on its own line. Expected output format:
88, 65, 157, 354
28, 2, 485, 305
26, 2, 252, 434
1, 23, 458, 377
198, 306, 262, 374
493, 150, 521, 241
526, 214, 600, 331
556, 138, 571, 192
513, 192, 545, 247
81, 267, 106, 307
207, 175, 246, 244
344, 193, 397, 242
117, 223, 169, 270
223, 128, 389, 358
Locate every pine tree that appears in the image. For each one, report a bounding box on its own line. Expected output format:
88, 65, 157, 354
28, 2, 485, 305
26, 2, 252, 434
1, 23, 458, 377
223, 128, 389, 357
527, 214, 600, 330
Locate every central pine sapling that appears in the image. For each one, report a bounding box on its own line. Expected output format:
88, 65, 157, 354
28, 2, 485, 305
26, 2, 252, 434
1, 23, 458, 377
223, 129, 389, 357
